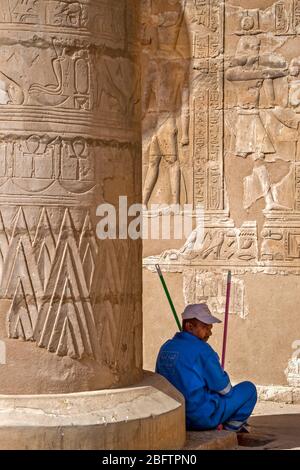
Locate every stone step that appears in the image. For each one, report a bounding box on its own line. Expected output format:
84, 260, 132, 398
184, 430, 238, 450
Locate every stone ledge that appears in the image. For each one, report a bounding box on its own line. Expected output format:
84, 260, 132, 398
257, 385, 300, 404
0, 372, 185, 450
184, 430, 238, 450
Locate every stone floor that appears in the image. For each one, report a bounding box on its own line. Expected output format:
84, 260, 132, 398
238, 401, 300, 450
184, 401, 300, 450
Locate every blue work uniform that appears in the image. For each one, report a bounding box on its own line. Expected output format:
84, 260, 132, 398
156, 331, 257, 431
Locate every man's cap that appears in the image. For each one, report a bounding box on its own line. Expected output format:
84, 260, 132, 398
181, 303, 222, 324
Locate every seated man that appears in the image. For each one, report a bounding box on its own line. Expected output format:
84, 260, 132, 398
156, 303, 257, 432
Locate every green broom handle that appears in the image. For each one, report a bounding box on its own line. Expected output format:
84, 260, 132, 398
155, 264, 182, 331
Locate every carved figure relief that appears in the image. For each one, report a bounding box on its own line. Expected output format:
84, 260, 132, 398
226, 28, 289, 211
144, 1, 300, 275
142, 0, 190, 207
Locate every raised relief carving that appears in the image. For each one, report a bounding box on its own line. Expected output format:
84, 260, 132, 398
0, 0, 141, 395
0, 0, 122, 41
183, 270, 248, 319
142, 0, 190, 207
50, 2, 88, 28
226, 23, 290, 212
261, 228, 285, 261
2, 207, 98, 359
94, 55, 140, 120
155, 221, 258, 264
9, 0, 39, 24
0, 71, 24, 105
29, 40, 91, 109
285, 356, 300, 386
274, 0, 300, 35
144, 1, 300, 275
34, 210, 96, 360
191, 0, 224, 211
0, 19, 139, 141
0, 135, 96, 202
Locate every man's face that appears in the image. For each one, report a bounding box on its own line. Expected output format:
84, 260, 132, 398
186, 320, 213, 342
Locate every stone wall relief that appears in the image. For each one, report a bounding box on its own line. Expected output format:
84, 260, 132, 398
144, 1, 300, 292
0, 1, 124, 43
183, 268, 248, 319
0, 205, 99, 359
29, 40, 91, 110
223, 3, 300, 268
0, 39, 140, 128
149, 220, 257, 264
285, 344, 300, 387
141, 0, 190, 208
187, 0, 225, 212
224, 3, 300, 216
225, 19, 292, 212
0, 135, 95, 199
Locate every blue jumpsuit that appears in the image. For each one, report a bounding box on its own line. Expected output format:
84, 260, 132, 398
156, 331, 257, 431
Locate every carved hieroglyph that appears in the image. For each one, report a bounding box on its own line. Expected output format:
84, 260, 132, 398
144, 0, 300, 270
183, 269, 248, 319
0, 0, 142, 394
143, 1, 300, 385
285, 357, 300, 387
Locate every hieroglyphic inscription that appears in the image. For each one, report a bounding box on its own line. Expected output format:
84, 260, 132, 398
274, 0, 300, 34
0, 136, 94, 183
0, 1, 125, 46
192, 0, 224, 211
183, 269, 248, 319
0, 0, 142, 380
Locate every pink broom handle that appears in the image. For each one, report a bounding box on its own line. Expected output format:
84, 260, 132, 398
221, 270, 232, 368
217, 271, 232, 432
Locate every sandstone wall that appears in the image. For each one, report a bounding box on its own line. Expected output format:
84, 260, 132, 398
143, 0, 300, 386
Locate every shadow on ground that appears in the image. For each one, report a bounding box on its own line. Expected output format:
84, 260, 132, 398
238, 414, 300, 450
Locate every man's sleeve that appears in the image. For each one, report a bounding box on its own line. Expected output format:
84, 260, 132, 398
203, 350, 232, 396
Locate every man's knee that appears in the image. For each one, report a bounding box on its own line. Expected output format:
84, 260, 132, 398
238, 381, 257, 403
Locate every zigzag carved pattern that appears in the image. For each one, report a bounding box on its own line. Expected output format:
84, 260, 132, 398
0, 207, 98, 360
99, 238, 140, 369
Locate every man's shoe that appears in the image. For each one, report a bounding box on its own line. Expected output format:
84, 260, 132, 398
237, 424, 250, 434
223, 421, 250, 433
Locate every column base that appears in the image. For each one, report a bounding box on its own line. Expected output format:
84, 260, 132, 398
0, 372, 185, 450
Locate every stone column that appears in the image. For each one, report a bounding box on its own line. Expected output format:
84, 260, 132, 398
0, 0, 185, 450
0, 0, 142, 394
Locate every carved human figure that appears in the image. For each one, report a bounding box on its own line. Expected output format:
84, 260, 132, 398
226, 34, 288, 211
288, 57, 300, 109
142, 0, 190, 208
